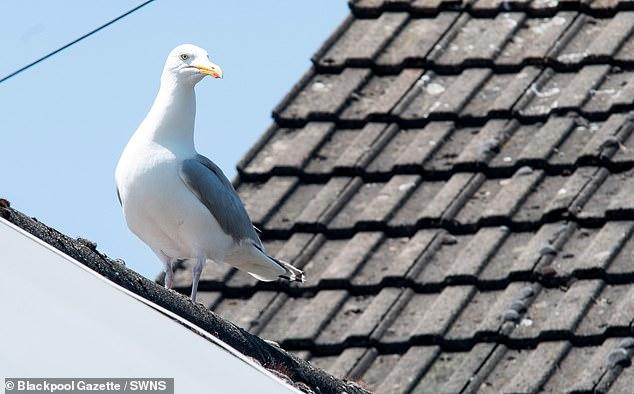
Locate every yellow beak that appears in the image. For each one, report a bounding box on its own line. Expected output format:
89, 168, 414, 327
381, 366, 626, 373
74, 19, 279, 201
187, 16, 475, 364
195, 63, 223, 79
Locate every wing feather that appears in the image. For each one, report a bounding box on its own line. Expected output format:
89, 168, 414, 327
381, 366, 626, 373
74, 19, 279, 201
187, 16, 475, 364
179, 154, 261, 246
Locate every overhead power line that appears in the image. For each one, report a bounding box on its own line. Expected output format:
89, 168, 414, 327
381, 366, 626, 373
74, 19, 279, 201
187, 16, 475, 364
0, 0, 157, 85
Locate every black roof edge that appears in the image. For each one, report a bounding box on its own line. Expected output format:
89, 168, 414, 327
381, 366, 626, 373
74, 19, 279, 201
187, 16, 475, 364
0, 199, 370, 394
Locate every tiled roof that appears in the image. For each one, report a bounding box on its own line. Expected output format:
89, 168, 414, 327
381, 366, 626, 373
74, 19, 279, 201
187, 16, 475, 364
173, 2, 634, 393
0, 201, 368, 394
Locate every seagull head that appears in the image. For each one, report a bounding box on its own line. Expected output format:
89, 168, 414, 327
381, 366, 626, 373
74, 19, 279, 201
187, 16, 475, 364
162, 44, 223, 86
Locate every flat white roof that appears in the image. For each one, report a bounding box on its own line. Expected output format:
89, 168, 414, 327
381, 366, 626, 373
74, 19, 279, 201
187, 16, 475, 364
0, 218, 299, 393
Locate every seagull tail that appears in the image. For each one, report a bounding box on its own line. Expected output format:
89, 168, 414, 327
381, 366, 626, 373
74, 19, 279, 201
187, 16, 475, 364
226, 240, 305, 283
268, 255, 305, 283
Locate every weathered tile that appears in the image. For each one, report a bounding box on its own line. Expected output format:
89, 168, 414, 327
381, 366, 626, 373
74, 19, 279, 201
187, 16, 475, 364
356, 175, 421, 225
607, 227, 634, 276
398, 69, 491, 120
275, 69, 371, 121
508, 222, 573, 273
388, 286, 475, 342
579, 169, 634, 220
328, 347, 378, 380
482, 169, 545, 223
194, 291, 223, 310
514, 116, 576, 163
478, 232, 539, 282
341, 69, 423, 122
554, 116, 622, 166
320, 232, 385, 284
487, 122, 545, 169
576, 284, 634, 336
499, 341, 571, 393
518, 66, 609, 118
377, 13, 459, 66
391, 173, 478, 226
434, 13, 525, 67
556, 65, 610, 109
442, 343, 498, 393
581, 114, 632, 161
298, 239, 348, 288
258, 296, 313, 344
452, 119, 514, 166
445, 226, 510, 279
274, 233, 324, 269
553, 222, 634, 277
470, 282, 538, 335
607, 171, 634, 217
344, 288, 405, 342
445, 285, 518, 341
238, 176, 297, 225
283, 290, 349, 344
545, 338, 626, 393
317, 12, 408, 68
611, 120, 634, 166
410, 0, 468, 10
329, 181, 387, 230
614, 15, 634, 63
354, 230, 442, 287
242, 123, 333, 175
358, 121, 458, 174
305, 123, 394, 175
391, 122, 455, 171
351, 236, 413, 286
295, 177, 362, 227
585, 70, 634, 115
213, 291, 280, 332
350, 0, 413, 12
555, 13, 634, 65
606, 352, 634, 393
334, 125, 397, 173
540, 167, 600, 217
452, 176, 504, 226
511, 280, 603, 340
266, 183, 325, 231
355, 353, 404, 392
461, 69, 540, 118
376, 346, 441, 394
537, 280, 604, 333
315, 293, 377, 346
421, 127, 483, 172
410, 347, 480, 394
496, 13, 575, 66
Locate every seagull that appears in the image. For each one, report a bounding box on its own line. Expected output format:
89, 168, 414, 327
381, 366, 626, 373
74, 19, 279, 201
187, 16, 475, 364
115, 44, 304, 301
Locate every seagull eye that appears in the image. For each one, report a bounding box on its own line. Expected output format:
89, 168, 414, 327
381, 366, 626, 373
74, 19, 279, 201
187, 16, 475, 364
180, 54, 189, 61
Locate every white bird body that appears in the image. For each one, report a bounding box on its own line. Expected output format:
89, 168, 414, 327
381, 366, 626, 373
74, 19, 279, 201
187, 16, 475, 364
115, 44, 304, 300
116, 137, 233, 264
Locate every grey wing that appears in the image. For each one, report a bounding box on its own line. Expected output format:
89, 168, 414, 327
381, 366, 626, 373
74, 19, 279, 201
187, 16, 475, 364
179, 154, 262, 246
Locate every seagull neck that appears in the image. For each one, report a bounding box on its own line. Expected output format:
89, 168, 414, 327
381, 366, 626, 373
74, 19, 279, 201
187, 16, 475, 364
143, 79, 196, 151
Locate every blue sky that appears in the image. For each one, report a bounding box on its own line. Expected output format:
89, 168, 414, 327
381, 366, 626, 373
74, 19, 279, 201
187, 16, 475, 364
1, 1, 348, 277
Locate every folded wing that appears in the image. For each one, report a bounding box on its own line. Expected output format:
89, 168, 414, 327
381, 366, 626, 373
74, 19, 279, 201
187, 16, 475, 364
178, 154, 262, 247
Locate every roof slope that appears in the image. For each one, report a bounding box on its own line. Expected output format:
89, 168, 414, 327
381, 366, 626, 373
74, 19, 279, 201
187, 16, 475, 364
0, 201, 368, 394
172, 1, 634, 393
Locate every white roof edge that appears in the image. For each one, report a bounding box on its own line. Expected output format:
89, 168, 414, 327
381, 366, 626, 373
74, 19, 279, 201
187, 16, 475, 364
0, 217, 303, 393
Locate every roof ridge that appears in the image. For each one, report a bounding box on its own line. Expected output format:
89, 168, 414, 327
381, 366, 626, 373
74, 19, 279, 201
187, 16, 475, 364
0, 201, 370, 394
348, 1, 634, 18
